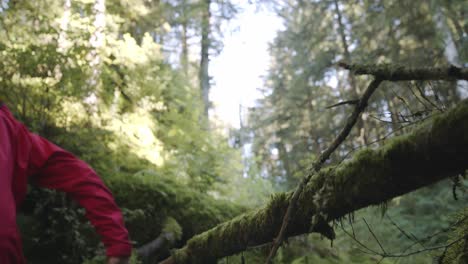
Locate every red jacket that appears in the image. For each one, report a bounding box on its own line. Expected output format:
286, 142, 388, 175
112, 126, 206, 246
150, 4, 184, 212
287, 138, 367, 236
0, 104, 132, 263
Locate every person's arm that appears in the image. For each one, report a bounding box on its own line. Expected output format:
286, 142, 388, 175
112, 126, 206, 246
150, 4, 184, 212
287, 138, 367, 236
26, 132, 132, 259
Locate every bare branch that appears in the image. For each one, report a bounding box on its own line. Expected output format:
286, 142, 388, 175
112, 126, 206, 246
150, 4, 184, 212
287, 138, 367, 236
363, 218, 386, 254
265, 78, 383, 263
325, 99, 360, 109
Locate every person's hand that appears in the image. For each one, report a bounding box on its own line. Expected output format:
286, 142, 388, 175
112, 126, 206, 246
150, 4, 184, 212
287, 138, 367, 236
107, 256, 130, 264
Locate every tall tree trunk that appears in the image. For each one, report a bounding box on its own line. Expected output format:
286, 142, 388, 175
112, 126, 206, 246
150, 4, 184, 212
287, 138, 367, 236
442, 1, 465, 48
333, 0, 358, 96
432, 3, 465, 100
199, 0, 211, 118
306, 90, 322, 156
434, 6, 462, 67
276, 140, 292, 186
384, 23, 406, 135
85, 0, 106, 112
333, 0, 368, 145
181, 0, 189, 77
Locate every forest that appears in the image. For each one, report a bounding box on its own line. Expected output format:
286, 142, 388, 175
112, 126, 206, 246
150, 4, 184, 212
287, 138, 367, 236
0, 0, 467, 263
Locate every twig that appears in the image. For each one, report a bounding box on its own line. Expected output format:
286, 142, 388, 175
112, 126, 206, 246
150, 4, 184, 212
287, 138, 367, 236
408, 82, 431, 111
400, 215, 468, 255
391, 85, 411, 111
369, 109, 431, 124
386, 215, 422, 246
369, 114, 411, 124
325, 99, 360, 109
383, 235, 466, 258
349, 214, 356, 238
427, 81, 445, 110
363, 218, 387, 254
340, 220, 467, 261
338, 114, 432, 163
415, 81, 444, 112
340, 224, 380, 255
265, 78, 383, 263
437, 244, 449, 264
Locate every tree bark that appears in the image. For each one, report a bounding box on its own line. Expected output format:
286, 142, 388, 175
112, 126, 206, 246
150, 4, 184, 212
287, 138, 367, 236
85, 0, 106, 112
163, 98, 468, 263
180, 0, 189, 77
431, 3, 464, 101
333, 0, 367, 145
199, 0, 211, 118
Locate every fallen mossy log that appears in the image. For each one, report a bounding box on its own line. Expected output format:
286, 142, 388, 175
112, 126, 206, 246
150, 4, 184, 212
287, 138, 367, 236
107, 174, 244, 245
166, 99, 468, 263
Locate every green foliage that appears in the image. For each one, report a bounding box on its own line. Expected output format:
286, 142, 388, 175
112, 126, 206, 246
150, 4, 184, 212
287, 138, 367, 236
0, 0, 246, 263
20, 165, 243, 263
441, 208, 468, 264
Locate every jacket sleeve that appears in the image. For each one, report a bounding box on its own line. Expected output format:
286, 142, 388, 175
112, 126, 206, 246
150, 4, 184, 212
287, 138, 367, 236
27, 133, 132, 257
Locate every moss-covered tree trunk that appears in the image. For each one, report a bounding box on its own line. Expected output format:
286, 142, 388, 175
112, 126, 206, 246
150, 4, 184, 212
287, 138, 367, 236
166, 98, 468, 263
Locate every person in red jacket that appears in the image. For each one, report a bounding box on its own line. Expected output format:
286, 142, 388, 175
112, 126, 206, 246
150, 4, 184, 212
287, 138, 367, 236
0, 103, 132, 264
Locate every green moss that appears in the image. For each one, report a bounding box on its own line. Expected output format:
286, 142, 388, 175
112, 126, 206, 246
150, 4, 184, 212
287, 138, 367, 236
172, 248, 190, 263
105, 173, 244, 246
162, 217, 183, 241
440, 208, 468, 264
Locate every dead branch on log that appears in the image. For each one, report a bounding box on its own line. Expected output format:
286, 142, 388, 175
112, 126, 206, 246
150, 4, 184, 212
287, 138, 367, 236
137, 232, 176, 260
137, 217, 182, 261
